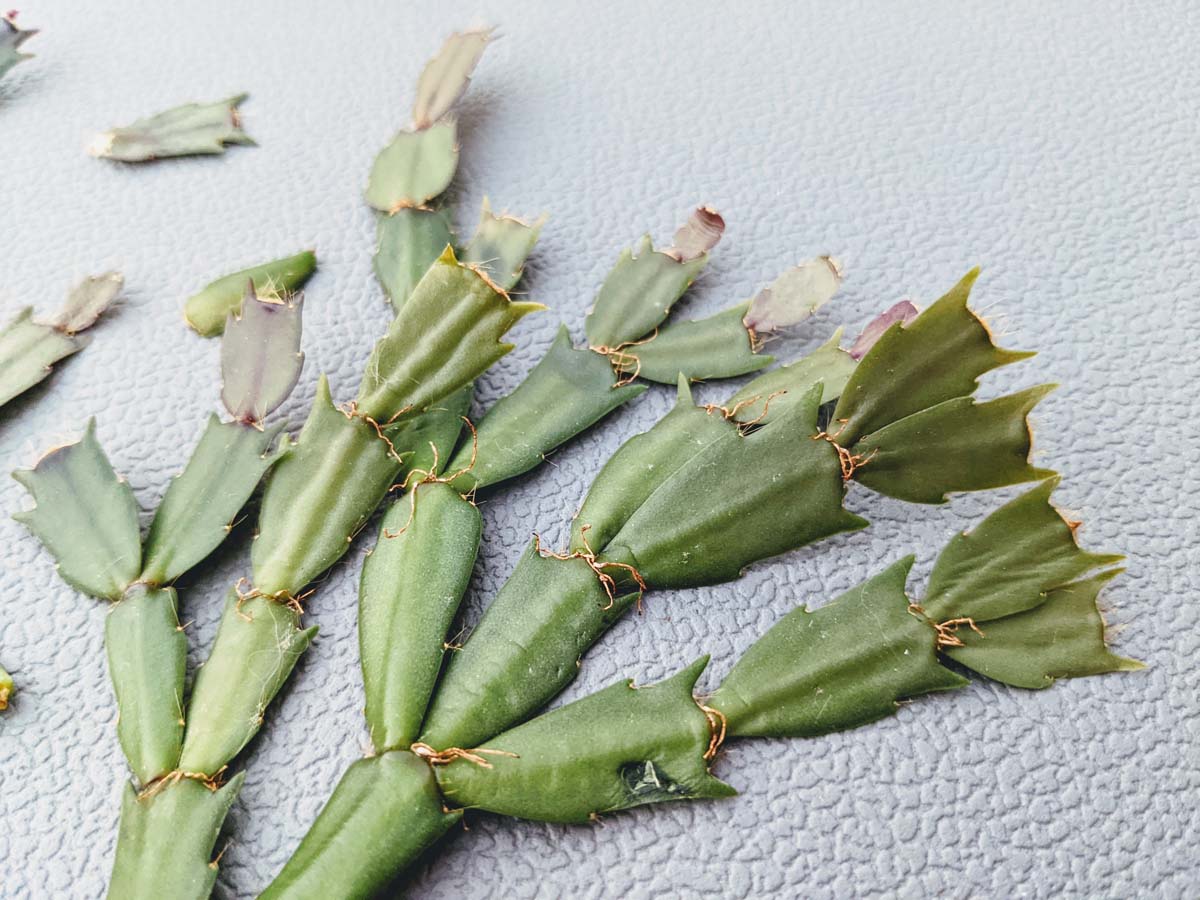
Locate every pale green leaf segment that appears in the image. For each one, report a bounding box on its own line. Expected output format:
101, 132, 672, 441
0, 13, 37, 83
12, 285, 306, 894
184, 250, 316, 337
89, 95, 255, 162
0, 272, 123, 408
370, 29, 495, 312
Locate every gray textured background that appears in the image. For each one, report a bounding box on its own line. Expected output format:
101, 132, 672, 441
0, 2, 1196, 897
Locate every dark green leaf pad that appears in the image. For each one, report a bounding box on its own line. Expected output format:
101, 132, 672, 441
374, 208, 454, 314
220, 286, 304, 424
921, 476, 1124, 622
0, 272, 123, 407
461, 199, 546, 291
355, 247, 542, 422
0, 13, 36, 82
184, 250, 316, 337
620, 303, 768, 383
90, 94, 255, 162
584, 214, 715, 349
140, 417, 289, 585
832, 269, 1033, 446
944, 571, 1142, 689
361, 483, 481, 752
13, 420, 141, 600
725, 329, 857, 424
178, 592, 316, 775
106, 586, 187, 784
571, 378, 737, 553
420, 545, 636, 751
742, 256, 843, 335
436, 657, 734, 824
448, 326, 646, 493
388, 382, 473, 476
253, 376, 399, 596
709, 558, 967, 739
260, 752, 460, 900
108, 773, 245, 900
604, 384, 867, 589
851, 385, 1057, 503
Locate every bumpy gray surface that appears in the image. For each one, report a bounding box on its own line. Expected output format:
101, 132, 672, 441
1, 2, 1196, 897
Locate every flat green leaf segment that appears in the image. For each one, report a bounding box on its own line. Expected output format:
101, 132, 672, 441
726, 329, 858, 424
437, 657, 735, 824
13, 421, 141, 599
106, 586, 187, 784
184, 250, 316, 337
412, 29, 493, 128
621, 303, 768, 383
833, 269, 1033, 445
710, 558, 967, 739
448, 326, 646, 492
90, 94, 255, 162
421, 545, 635, 750
252, 376, 400, 596
461, 200, 546, 291
0, 272, 123, 407
922, 477, 1124, 622
0, 14, 36, 82
108, 773, 244, 900
945, 572, 1142, 688
356, 247, 542, 421
220, 287, 304, 424
141, 417, 288, 585
366, 120, 458, 212
179, 593, 316, 775
361, 483, 482, 752
604, 384, 866, 589
261, 752, 460, 900
388, 382, 473, 476
374, 208, 454, 313
829, 270, 1053, 503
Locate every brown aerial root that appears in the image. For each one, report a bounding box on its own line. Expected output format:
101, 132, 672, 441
234, 577, 312, 618
410, 742, 518, 770
137, 766, 228, 801
704, 390, 788, 431
589, 329, 659, 388
339, 400, 412, 465
908, 602, 985, 649
812, 424, 876, 481
534, 524, 648, 613
698, 703, 728, 761
383, 417, 479, 539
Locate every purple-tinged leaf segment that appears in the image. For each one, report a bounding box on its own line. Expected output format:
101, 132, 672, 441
665, 206, 725, 262
220, 283, 304, 424
848, 299, 918, 360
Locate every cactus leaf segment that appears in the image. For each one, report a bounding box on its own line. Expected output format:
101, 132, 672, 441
832, 269, 1032, 445
615, 302, 769, 383
361, 483, 482, 752
108, 773, 245, 900
365, 119, 459, 212
848, 299, 918, 360
725, 328, 857, 424
355, 248, 541, 421
184, 251, 316, 338
220, 287, 305, 423
436, 657, 735, 824
0, 272, 123, 407
261, 752, 460, 900
12, 420, 141, 599
106, 586, 188, 784
710, 558, 967, 739
0, 13, 36, 82
448, 326, 646, 492
179, 592, 316, 774
461, 200, 546, 291
420, 544, 636, 750
374, 208, 454, 313
743, 256, 843, 334
90, 94, 255, 162
412, 28, 494, 128
386, 381, 474, 477
140, 416, 289, 585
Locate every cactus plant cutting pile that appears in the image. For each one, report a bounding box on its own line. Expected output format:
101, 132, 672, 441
5, 22, 1144, 900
